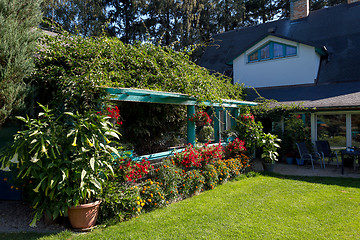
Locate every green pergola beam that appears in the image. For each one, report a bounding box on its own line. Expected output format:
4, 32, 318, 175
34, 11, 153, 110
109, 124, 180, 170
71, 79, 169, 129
105, 88, 257, 107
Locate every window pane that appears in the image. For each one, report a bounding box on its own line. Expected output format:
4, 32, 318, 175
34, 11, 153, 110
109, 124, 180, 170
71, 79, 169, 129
317, 114, 346, 148
273, 43, 283, 58
286, 46, 297, 56
249, 52, 258, 62
261, 45, 270, 59
351, 114, 360, 147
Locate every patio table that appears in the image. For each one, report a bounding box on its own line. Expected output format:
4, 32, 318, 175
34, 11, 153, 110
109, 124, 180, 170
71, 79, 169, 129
341, 149, 360, 175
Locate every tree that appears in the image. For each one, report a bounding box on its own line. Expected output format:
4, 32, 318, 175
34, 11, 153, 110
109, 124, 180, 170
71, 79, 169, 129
0, 0, 42, 127
42, 0, 107, 36
106, 0, 145, 43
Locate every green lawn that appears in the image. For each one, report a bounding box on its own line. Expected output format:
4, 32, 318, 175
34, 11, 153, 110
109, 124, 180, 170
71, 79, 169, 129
2, 174, 360, 240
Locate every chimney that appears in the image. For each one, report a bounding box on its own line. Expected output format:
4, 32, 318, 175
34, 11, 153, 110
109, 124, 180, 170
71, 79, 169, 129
348, 0, 360, 3
290, 0, 309, 21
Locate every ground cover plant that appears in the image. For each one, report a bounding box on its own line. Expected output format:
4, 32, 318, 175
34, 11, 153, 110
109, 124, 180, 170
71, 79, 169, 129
4, 174, 360, 240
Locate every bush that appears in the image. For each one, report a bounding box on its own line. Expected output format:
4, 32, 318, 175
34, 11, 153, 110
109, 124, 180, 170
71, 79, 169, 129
139, 179, 167, 211
99, 183, 141, 222
200, 164, 219, 190
179, 169, 205, 197
151, 159, 182, 200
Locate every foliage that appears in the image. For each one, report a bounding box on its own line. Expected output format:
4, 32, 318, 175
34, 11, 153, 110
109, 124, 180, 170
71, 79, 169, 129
260, 133, 281, 163
99, 183, 141, 222
189, 111, 212, 126
152, 159, 182, 200
32, 33, 245, 112
117, 102, 187, 155
41, 0, 107, 37
248, 97, 311, 122
113, 158, 152, 182
198, 125, 214, 143
224, 138, 246, 158
281, 115, 312, 156
200, 164, 219, 190
233, 110, 263, 155
222, 154, 251, 178
179, 169, 205, 197
0, 104, 121, 225
0, 0, 42, 126
172, 144, 201, 169
139, 179, 167, 211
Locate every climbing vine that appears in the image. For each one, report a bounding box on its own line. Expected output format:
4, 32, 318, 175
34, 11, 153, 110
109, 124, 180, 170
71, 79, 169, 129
31, 32, 245, 113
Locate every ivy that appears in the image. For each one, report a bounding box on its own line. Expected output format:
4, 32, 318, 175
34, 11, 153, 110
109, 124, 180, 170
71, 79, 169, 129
32, 32, 245, 113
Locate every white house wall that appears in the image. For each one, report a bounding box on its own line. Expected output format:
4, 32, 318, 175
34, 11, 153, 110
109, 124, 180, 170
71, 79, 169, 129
233, 38, 321, 88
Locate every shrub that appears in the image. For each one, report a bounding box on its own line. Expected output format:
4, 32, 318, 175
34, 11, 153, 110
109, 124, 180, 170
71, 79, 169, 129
151, 159, 182, 200
222, 154, 251, 178
224, 138, 246, 158
179, 169, 205, 197
198, 143, 224, 168
211, 159, 231, 184
99, 183, 141, 222
139, 179, 167, 211
172, 144, 201, 169
113, 158, 152, 182
200, 164, 219, 190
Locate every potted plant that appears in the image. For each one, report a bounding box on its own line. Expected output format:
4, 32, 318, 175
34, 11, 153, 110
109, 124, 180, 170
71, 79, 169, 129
0, 104, 122, 229
261, 133, 281, 172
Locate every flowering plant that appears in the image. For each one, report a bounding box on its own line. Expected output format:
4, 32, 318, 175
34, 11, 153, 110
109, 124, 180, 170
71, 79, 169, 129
115, 158, 152, 182
224, 138, 246, 158
172, 144, 201, 169
240, 113, 255, 122
189, 111, 212, 126
198, 143, 224, 167
97, 106, 123, 126
0, 104, 122, 226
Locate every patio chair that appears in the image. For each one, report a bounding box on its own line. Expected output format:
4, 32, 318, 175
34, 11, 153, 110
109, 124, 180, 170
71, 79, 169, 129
315, 140, 339, 167
296, 142, 324, 170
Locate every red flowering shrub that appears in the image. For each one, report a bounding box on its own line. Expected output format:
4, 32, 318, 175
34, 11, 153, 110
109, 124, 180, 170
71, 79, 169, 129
240, 113, 255, 122
198, 142, 224, 167
189, 111, 212, 126
115, 158, 153, 182
97, 106, 123, 125
225, 138, 246, 157
172, 144, 201, 169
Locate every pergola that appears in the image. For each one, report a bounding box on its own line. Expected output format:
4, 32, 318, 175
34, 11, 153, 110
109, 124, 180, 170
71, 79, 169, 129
105, 87, 257, 160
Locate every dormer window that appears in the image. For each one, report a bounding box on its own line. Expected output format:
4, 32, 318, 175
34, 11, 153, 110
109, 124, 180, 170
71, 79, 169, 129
248, 41, 297, 63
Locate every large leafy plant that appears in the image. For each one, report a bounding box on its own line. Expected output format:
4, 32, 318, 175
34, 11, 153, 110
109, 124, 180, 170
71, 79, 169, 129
0, 104, 121, 225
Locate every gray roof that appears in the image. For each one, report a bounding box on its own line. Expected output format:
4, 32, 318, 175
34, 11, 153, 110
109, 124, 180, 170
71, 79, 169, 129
199, 2, 360, 85
247, 81, 360, 109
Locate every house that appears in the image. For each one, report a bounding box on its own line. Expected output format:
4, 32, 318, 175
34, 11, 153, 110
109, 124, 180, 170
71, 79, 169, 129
199, 0, 360, 149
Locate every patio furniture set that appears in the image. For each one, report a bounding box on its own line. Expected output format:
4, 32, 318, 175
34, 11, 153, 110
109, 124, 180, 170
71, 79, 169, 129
296, 141, 359, 175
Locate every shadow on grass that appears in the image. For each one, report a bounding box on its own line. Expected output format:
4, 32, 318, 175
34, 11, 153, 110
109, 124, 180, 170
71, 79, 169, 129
0, 232, 55, 240
260, 171, 360, 189
0, 230, 74, 240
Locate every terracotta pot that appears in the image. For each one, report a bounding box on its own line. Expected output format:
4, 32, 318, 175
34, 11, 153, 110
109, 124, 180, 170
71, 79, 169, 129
68, 200, 101, 230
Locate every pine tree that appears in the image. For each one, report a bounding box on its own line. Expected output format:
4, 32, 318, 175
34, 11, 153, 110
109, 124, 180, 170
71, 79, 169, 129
0, 0, 42, 126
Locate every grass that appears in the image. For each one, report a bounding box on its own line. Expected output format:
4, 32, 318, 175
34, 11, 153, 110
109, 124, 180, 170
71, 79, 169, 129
2, 173, 360, 240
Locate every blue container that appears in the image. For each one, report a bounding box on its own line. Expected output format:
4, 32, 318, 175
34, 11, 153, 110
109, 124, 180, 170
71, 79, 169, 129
296, 158, 304, 166
286, 157, 293, 165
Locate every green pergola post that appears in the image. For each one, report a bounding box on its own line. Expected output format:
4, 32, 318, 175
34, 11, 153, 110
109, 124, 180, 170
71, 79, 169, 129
187, 105, 196, 145
231, 108, 240, 128
214, 107, 220, 143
